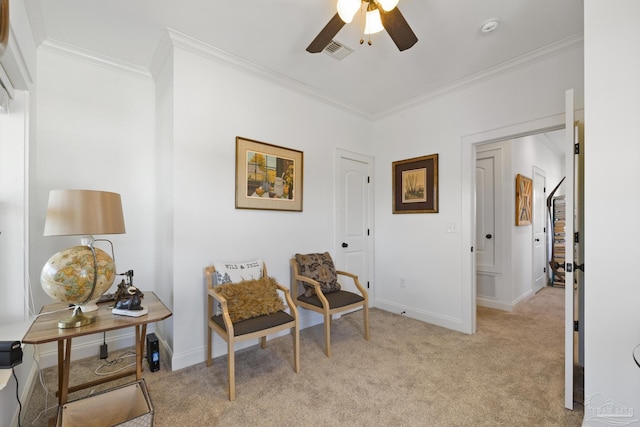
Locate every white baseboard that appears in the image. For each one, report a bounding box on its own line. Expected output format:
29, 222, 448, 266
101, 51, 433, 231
477, 289, 533, 312
375, 298, 464, 332
477, 296, 514, 312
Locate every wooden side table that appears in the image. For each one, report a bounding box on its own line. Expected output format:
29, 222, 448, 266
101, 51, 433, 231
22, 291, 172, 404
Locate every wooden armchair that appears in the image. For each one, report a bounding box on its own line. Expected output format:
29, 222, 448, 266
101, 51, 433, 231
290, 252, 369, 357
205, 260, 299, 400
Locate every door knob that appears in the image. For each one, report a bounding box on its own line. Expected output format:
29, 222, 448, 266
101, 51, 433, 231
341, 242, 348, 248
535, 238, 540, 242
485, 234, 492, 239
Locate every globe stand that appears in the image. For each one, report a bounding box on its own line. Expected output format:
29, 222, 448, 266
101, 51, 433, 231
58, 305, 96, 329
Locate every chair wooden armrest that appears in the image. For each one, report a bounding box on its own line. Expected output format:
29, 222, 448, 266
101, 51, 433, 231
335, 270, 367, 296
291, 273, 323, 295
274, 283, 300, 318
208, 286, 234, 333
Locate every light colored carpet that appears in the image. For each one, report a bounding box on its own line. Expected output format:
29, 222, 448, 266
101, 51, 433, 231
22, 286, 583, 426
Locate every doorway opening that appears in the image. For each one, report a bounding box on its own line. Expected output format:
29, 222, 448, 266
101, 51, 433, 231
474, 129, 565, 312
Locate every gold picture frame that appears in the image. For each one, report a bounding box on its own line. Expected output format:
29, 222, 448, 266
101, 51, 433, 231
235, 136, 303, 211
392, 153, 438, 214
0, 0, 9, 58
515, 173, 532, 226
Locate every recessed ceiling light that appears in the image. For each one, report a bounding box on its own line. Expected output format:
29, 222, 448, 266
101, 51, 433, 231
481, 18, 500, 34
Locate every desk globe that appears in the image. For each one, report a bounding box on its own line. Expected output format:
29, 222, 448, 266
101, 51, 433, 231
40, 245, 117, 328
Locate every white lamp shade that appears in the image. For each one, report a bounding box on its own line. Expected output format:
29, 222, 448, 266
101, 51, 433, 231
44, 189, 126, 236
377, 0, 399, 12
337, 0, 361, 23
364, 8, 385, 35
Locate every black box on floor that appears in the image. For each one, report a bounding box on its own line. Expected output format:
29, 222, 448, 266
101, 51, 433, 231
146, 333, 160, 372
0, 341, 22, 368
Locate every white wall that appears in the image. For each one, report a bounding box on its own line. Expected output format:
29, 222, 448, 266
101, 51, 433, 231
152, 41, 174, 352
583, 1, 640, 424
30, 50, 157, 361
372, 45, 583, 332
164, 41, 373, 369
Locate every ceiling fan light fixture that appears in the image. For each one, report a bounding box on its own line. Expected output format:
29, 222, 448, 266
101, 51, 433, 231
337, 0, 361, 23
377, 0, 399, 12
364, 8, 384, 35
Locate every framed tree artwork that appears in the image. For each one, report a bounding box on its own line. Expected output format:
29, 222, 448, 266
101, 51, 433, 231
392, 153, 438, 214
515, 173, 532, 226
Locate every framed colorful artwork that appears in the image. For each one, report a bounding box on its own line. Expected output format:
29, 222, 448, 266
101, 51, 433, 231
235, 136, 303, 211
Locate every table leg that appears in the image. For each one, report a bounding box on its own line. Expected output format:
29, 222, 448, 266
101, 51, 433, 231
58, 338, 72, 405
135, 324, 148, 379
57, 341, 63, 404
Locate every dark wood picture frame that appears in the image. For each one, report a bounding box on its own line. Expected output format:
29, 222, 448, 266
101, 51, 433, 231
392, 153, 438, 214
515, 173, 532, 226
235, 136, 303, 211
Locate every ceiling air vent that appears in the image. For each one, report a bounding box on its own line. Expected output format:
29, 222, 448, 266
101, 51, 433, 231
323, 40, 353, 60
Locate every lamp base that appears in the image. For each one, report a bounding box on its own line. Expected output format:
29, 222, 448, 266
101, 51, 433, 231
58, 307, 96, 329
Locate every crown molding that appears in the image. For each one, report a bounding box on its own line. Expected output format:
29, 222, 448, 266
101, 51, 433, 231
39, 39, 152, 80
373, 33, 584, 120
162, 28, 372, 120
33, 27, 583, 122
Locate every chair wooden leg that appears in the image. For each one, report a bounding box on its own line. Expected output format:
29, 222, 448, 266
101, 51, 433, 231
260, 336, 267, 349
206, 327, 213, 367
227, 340, 235, 401
293, 324, 300, 373
324, 313, 331, 357
363, 305, 370, 341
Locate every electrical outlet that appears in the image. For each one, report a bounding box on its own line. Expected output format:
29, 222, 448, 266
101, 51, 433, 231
399, 277, 406, 288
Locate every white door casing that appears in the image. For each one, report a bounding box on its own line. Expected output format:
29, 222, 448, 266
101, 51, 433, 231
532, 166, 547, 293
564, 89, 578, 410
335, 149, 373, 303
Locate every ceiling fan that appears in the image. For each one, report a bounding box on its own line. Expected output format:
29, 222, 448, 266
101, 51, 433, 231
306, 0, 418, 53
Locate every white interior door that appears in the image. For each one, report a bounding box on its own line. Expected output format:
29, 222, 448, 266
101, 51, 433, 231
532, 167, 547, 293
475, 149, 502, 274
335, 150, 373, 300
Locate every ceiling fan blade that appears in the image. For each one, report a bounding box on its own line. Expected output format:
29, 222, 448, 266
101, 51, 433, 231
380, 7, 418, 51
306, 13, 346, 53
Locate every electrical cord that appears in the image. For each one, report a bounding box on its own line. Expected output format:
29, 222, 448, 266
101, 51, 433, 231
33, 305, 74, 318
12, 366, 22, 427
29, 350, 57, 426
95, 351, 137, 376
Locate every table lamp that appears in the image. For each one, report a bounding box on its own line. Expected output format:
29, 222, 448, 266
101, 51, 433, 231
40, 189, 126, 328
